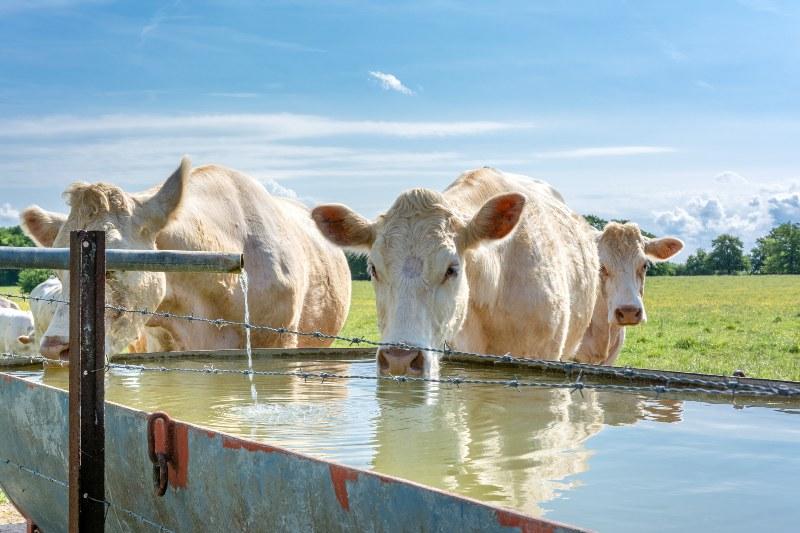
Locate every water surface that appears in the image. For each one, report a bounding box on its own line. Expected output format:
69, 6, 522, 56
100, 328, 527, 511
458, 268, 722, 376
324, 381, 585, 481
17, 357, 800, 532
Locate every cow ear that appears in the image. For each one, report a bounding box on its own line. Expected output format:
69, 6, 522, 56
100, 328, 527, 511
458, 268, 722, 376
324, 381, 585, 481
311, 204, 375, 250
136, 156, 190, 233
645, 237, 684, 261
20, 206, 67, 247
17, 335, 32, 345
461, 193, 526, 250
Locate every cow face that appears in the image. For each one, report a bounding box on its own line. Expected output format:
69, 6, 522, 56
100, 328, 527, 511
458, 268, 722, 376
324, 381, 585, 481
20, 158, 190, 359
313, 189, 525, 377
596, 222, 683, 327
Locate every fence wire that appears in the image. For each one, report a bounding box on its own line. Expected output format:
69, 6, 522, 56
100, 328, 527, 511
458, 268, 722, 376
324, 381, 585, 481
2, 291, 800, 400
0, 456, 173, 532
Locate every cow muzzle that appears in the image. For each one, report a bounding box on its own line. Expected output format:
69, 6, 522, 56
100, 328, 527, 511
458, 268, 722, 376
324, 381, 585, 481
377, 347, 425, 376
614, 305, 643, 326
40, 336, 70, 360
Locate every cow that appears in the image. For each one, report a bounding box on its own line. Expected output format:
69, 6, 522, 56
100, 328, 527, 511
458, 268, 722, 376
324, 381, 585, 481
20, 277, 63, 346
572, 222, 683, 365
0, 296, 20, 310
312, 167, 598, 376
20, 157, 351, 360
0, 307, 36, 356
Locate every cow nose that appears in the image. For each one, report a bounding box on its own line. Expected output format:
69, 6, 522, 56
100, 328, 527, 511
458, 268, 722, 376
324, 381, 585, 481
40, 336, 70, 360
614, 306, 643, 326
377, 347, 425, 376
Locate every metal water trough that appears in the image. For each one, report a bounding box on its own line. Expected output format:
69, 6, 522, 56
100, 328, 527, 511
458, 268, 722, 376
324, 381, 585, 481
0, 368, 586, 533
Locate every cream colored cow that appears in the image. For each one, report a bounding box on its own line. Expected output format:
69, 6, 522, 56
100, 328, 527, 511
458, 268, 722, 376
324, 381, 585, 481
21, 157, 351, 359
313, 167, 598, 376
573, 222, 683, 365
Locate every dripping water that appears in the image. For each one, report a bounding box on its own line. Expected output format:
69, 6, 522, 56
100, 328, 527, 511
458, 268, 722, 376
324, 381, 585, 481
239, 269, 257, 402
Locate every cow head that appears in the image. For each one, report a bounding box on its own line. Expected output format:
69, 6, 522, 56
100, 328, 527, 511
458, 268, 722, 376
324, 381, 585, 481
313, 188, 525, 377
596, 222, 683, 327
20, 157, 190, 359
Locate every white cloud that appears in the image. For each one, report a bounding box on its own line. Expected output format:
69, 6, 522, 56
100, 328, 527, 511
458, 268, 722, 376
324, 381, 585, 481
651, 173, 800, 253
369, 71, 414, 95
0, 113, 526, 140
534, 146, 676, 159
0, 203, 20, 226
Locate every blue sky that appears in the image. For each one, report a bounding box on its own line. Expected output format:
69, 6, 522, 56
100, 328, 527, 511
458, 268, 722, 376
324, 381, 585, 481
1, 0, 799, 256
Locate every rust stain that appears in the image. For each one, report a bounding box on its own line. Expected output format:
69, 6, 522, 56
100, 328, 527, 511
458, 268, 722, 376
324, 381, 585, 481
168, 422, 189, 488
221, 436, 281, 454
495, 510, 554, 533
329, 464, 358, 511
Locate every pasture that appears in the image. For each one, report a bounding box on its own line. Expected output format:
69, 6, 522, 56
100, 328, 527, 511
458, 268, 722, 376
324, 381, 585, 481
335, 276, 800, 381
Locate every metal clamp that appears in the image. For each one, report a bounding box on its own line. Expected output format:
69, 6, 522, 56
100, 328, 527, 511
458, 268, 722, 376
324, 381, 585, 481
147, 412, 175, 497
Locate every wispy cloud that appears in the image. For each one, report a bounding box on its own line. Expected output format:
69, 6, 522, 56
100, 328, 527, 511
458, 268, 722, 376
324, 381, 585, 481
0, 203, 20, 225
0, 113, 528, 139
206, 92, 260, 98
0, 0, 104, 13
534, 146, 676, 159
369, 71, 414, 95
737, 0, 781, 14
140, 0, 182, 44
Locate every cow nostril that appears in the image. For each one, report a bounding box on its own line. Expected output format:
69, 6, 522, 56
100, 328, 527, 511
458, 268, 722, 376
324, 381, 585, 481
635, 308, 643, 319
410, 352, 424, 372
58, 348, 70, 361
615, 309, 625, 322
377, 351, 390, 371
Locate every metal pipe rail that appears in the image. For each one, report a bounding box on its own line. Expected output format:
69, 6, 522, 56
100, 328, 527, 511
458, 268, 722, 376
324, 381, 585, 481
0, 247, 243, 273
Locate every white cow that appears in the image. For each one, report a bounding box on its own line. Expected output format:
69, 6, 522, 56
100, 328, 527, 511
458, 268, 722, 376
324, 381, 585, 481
0, 308, 35, 356
0, 296, 20, 310
573, 222, 684, 365
313, 167, 598, 376
17, 277, 63, 347
21, 157, 351, 359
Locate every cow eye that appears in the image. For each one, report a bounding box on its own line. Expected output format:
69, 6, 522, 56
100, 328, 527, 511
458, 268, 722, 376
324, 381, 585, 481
368, 263, 379, 282
444, 264, 459, 281
600, 265, 609, 277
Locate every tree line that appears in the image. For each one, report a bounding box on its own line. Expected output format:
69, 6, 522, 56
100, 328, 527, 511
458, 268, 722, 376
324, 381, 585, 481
0, 226, 55, 292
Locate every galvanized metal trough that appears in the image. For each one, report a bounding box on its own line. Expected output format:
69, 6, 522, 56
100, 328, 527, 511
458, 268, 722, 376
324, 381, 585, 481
0, 354, 586, 533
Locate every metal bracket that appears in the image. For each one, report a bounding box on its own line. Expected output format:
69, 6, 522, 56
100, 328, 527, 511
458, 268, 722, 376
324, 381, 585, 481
147, 411, 175, 497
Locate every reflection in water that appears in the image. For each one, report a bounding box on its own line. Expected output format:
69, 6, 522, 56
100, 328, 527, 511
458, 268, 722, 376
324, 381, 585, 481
21, 358, 800, 532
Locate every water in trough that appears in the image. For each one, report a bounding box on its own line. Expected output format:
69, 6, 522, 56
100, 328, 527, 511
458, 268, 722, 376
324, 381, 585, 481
15, 357, 800, 532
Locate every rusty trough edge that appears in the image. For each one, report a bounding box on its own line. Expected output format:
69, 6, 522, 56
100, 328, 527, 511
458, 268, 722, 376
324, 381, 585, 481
0, 371, 591, 533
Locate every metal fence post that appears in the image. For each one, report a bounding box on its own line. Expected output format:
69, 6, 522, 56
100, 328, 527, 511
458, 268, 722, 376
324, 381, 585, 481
68, 230, 106, 533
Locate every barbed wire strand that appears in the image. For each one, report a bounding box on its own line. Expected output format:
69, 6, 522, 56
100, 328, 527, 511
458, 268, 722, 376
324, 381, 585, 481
0, 456, 173, 532
3, 291, 799, 398
3, 351, 798, 399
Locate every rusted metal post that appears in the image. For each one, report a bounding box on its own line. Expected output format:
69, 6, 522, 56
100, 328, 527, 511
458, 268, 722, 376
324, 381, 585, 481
68, 230, 106, 533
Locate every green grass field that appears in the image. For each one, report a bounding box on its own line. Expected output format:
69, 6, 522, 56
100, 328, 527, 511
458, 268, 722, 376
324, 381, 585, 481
335, 276, 800, 381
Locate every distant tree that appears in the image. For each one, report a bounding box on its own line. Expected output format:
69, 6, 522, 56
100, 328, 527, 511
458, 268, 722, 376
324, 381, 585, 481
751, 222, 800, 274
18, 269, 54, 294
346, 252, 369, 280
683, 248, 713, 275
0, 226, 36, 286
648, 262, 677, 276
583, 214, 608, 231
708, 234, 748, 274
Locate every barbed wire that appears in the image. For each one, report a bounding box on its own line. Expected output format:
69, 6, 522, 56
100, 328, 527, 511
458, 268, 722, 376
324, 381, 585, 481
4, 350, 798, 400
3, 291, 800, 398
0, 456, 173, 532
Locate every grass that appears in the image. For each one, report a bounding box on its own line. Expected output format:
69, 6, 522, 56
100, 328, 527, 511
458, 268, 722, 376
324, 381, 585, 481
336, 276, 800, 381
4, 276, 798, 380
0, 286, 28, 311
0, 489, 7, 505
